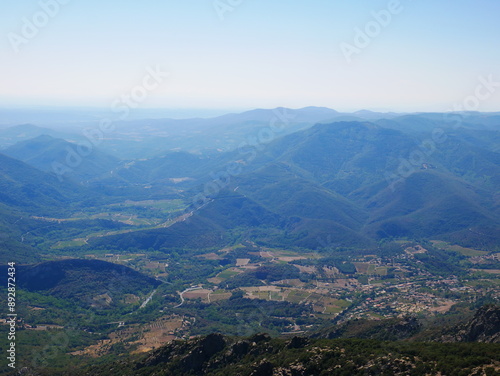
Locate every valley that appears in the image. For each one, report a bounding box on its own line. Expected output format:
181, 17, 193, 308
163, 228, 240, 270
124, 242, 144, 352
4, 2, 500, 373
0, 108, 499, 374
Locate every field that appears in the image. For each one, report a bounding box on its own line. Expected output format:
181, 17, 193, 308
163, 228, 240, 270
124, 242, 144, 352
431, 240, 488, 257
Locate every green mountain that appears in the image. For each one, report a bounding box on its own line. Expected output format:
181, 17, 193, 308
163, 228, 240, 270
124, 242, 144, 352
2, 259, 160, 308
363, 170, 497, 238
78, 106, 343, 158
86, 120, 499, 251
0, 203, 42, 263
0, 110, 499, 376
111, 151, 207, 184
90, 193, 284, 251
0, 153, 88, 215
4, 135, 120, 183
0, 123, 73, 148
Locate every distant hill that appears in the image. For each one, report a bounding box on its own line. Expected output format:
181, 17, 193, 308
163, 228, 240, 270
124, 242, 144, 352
90, 193, 284, 251
4, 135, 120, 183
362, 170, 497, 239
238, 121, 498, 245
0, 123, 73, 148
90, 106, 347, 158
376, 112, 500, 133
0, 153, 91, 215
87, 120, 499, 250
0, 203, 42, 263
111, 151, 207, 184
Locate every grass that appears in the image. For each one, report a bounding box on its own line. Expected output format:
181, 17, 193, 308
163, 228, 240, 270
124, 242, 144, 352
110, 199, 186, 212
375, 267, 388, 276
358, 275, 369, 285
270, 291, 282, 300
255, 292, 269, 300
465, 279, 500, 287
354, 264, 387, 276
325, 305, 343, 314
51, 239, 86, 249
370, 278, 397, 284
431, 240, 488, 257
217, 269, 240, 279
286, 290, 310, 304
212, 289, 230, 295
354, 262, 370, 274
332, 299, 351, 308
366, 311, 385, 319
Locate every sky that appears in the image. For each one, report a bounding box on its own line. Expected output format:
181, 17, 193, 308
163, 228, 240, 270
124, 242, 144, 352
1, 0, 500, 113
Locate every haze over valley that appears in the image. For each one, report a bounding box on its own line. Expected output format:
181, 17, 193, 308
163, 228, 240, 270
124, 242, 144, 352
1, 1, 500, 375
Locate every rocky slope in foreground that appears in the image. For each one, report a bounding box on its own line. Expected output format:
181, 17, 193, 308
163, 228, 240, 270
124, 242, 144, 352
68, 334, 500, 375
440, 305, 500, 343
15, 306, 500, 376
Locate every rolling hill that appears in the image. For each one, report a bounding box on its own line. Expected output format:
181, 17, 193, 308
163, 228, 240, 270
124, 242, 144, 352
0, 153, 89, 215
0, 259, 161, 308
3, 135, 120, 183
84, 119, 499, 251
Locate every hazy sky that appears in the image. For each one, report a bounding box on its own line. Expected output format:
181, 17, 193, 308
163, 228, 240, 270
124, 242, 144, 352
1, 0, 499, 112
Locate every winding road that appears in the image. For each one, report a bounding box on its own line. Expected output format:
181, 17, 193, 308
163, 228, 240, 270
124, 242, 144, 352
174, 286, 203, 308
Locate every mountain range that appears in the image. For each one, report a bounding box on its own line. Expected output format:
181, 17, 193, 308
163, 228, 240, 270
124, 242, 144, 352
0, 107, 498, 254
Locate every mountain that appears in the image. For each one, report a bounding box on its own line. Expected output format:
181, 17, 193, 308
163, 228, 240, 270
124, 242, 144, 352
201, 106, 339, 124
237, 121, 498, 244
375, 112, 500, 134
251, 121, 417, 194
67, 330, 500, 376
111, 151, 208, 184
89, 193, 284, 251
362, 170, 497, 239
85, 106, 345, 158
3, 135, 120, 183
0, 259, 161, 308
0, 109, 499, 376
86, 120, 499, 250
353, 109, 400, 120
440, 305, 500, 343
0, 123, 74, 148
313, 305, 500, 344
0, 203, 42, 263
316, 316, 422, 341
0, 153, 91, 215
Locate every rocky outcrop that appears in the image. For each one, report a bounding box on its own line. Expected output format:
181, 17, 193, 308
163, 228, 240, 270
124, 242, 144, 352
56, 306, 500, 376
323, 315, 422, 341
138, 333, 226, 372
441, 305, 500, 343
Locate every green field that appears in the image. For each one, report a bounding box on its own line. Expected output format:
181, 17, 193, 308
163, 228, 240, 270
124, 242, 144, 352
332, 299, 351, 308
286, 290, 310, 303
325, 305, 343, 314
51, 239, 87, 249
431, 240, 488, 257
111, 199, 186, 212
270, 291, 283, 300
217, 269, 240, 279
